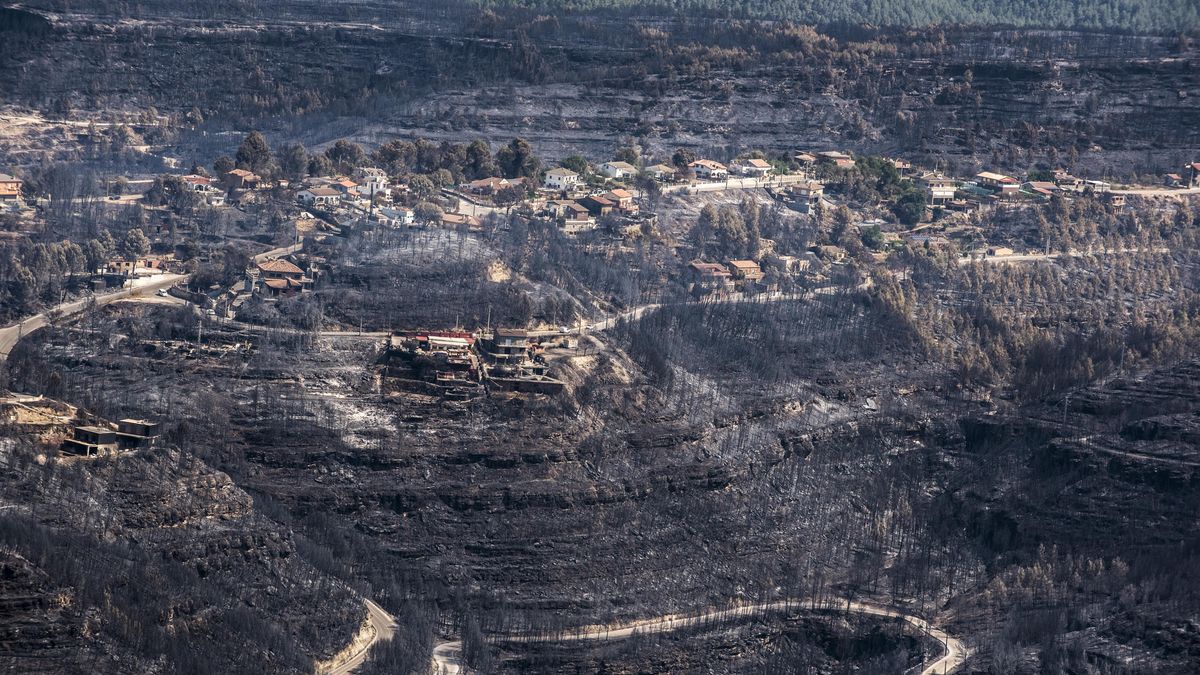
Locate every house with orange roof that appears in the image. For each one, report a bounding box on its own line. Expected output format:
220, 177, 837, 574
735, 158, 772, 178
223, 168, 260, 191
250, 258, 312, 297
602, 188, 637, 212
0, 173, 22, 202
688, 159, 728, 180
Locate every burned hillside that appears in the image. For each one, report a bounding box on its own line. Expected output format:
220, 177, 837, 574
1, 0, 1199, 669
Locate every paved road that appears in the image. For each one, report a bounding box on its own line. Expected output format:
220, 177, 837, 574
960, 247, 1169, 265
0, 240, 302, 363
64, 194, 144, 205
1108, 186, 1200, 197
0, 273, 186, 362
322, 600, 397, 675
430, 598, 964, 675
588, 288, 844, 333
253, 241, 304, 263
1070, 436, 1200, 469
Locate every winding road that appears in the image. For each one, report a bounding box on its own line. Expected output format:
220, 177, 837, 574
960, 246, 1170, 266
0, 273, 185, 362
427, 598, 965, 675
588, 287, 851, 333
0, 240, 305, 363
321, 600, 398, 675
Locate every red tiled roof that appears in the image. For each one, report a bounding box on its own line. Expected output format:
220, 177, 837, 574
258, 259, 303, 275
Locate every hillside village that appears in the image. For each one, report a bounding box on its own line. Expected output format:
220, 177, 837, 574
3, 138, 1195, 313
2, 0, 1200, 668
0, 126, 1195, 424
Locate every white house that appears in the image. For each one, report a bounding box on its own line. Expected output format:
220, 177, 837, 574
181, 175, 216, 193
375, 207, 414, 228
544, 167, 581, 191
735, 158, 772, 177
298, 187, 341, 207
354, 167, 390, 198
645, 164, 676, 181
918, 173, 958, 205
689, 159, 728, 181
600, 161, 638, 179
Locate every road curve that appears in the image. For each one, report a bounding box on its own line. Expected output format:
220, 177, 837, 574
588, 289, 835, 333
959, 246, 1169, 266
0, 240, 303, 363
0, 273, 186, 362
321, 600, 398, 675
430, 598, 964, 675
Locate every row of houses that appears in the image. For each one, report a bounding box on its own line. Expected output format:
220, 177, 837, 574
686, 258, 766, 295
589, 157, 770, 184
465, 176, 527, 197
543, 188, 641, 234
181, 168, 264, 205
793, 150, 856, 170
297, 167, 394, 208
566, 161, 684, 184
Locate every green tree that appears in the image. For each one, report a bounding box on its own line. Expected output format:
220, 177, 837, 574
83, 239, 107, 273
413, 139, 441, 173
373, 140, 416, 176
561, 155, 589, 175
672, 148, 697, 170
495, 138, 540, 179
307, 154, 335, 178
119, 228, 151, 261
7, 257, 36, 313
278, 144, 309, 183
893, 190, 927, 226
324, 140, 366, 174
614, 145, 640, 164
96, 229, 116, 259
409, 175, 436, 200
109, 176, 128, 196
235, 131, 271, 173
861, 224, 885, 250
495, 185, 525, 209
464, 140, 496, 180
414, 201, 443, 225
213, 155, 236, 175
